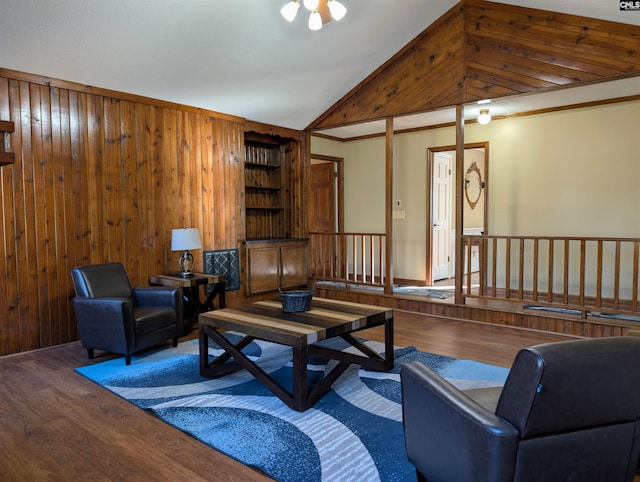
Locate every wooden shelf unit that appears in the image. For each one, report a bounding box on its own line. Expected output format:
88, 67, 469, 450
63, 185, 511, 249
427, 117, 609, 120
244, 131, 290, 239
241, 124, 308, 296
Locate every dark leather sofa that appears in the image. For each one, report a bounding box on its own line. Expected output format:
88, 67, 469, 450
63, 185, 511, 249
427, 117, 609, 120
71, 262, 183, 365
401, 336, 640, 482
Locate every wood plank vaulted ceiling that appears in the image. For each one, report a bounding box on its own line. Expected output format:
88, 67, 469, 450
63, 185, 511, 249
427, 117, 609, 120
310, 0, 640, 132
2, 0, 640, 135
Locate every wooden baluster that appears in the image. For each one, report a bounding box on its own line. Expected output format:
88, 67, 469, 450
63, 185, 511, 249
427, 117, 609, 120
563, 239, 570, 305
533, 238, 539, 302
597, 240, 603, 309
614, 241, 621, 310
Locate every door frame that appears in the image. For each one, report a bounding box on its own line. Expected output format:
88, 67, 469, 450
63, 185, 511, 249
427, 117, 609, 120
426, 142, 489, 286
430, 150, 454, 283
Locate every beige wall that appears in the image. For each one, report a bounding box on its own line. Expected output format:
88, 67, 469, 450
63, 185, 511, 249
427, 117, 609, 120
311, 99, 640, 282
468, 101, 640, 238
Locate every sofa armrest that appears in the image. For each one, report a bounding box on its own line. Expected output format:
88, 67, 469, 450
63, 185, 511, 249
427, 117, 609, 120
401, 361, 519, 482
73, 297, 135, 353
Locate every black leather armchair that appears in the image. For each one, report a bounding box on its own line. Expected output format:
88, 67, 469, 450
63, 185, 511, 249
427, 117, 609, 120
401, 336, 640, 482
71, 262, 183, 365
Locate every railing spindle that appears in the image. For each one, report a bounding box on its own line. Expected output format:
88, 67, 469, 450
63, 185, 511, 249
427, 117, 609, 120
491, 238, 497, 298
580, 240, 586, 306
563, 239, 569, 305
597, 240, 603, 308
505, 238, 511, 298
634, 242, 639, 312
614, 241, 621, 310
518, 238, 524, 300
548, 239, 554, 303
533, 239, 539, 302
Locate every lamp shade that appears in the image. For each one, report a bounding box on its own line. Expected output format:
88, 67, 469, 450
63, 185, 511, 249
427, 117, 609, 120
280, 0, 299, 22
171, 228, 202, 251
328, 0, 346, 20
308, 10, 322, 30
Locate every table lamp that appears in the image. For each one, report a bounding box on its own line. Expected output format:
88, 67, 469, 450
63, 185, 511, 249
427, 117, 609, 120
171, 227, 202, 278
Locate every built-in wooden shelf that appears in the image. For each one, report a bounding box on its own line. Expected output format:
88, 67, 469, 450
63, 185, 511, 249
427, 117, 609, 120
0, 120, 15, 166
246, 205, 284, 210
245, 184, 281, 190
245, 161, 280, 169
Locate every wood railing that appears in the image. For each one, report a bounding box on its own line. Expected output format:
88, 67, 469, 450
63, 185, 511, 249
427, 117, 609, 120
462, 235, 640, 318
310, 232, 640, 319
309, 232, 387, 288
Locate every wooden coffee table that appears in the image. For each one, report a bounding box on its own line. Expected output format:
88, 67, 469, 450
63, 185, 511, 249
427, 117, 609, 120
198, 298, 394, 412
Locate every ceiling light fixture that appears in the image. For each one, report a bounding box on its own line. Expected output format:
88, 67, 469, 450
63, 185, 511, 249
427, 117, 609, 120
477, 109, 492, 125
280, 0, 347, 30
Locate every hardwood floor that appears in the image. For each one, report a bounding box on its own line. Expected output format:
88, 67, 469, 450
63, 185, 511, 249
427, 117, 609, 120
0, 310, 579, 480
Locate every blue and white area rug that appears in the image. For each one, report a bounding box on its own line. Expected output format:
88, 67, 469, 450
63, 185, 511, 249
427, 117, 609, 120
76, 336, 508, 482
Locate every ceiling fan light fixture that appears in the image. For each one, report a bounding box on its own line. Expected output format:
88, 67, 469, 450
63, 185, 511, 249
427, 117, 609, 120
303, 0, 320, 10
309, 10, 323, 30
328, 0, 347, 20
282, 0, 346, 30
280, 0, 300, 22
477, 109, 492, 125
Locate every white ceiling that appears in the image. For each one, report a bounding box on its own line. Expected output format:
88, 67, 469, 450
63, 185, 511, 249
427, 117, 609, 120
1, 0, 639, 135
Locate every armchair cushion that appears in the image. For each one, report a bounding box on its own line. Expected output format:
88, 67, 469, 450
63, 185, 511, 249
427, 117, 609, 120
71, 262, 133, 298
134, 306, 178, 335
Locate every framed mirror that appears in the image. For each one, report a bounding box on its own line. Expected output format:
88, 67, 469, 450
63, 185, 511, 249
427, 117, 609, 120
464, 161, 483, 209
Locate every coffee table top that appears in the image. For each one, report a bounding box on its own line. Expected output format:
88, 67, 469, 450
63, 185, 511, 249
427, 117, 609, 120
198, 297, 392, 346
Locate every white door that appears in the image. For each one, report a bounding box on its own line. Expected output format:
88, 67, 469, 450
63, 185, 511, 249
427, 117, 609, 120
432, 152, 452, 281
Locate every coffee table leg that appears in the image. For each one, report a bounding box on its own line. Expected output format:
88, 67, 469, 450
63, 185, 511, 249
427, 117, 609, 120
292, 343, 351, 411
384, 315, 394, 370
291, 345, 308, 412
200, 326, 306, 410
199, 325, 253, 377
199, 325, 208, 375
308, 315, 395, 371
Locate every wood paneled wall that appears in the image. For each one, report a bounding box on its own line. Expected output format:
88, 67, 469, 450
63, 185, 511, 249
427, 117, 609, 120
0, 69, 248, 356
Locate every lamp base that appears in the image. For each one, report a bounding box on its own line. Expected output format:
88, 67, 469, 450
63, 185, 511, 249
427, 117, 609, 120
179, 250, 195, 278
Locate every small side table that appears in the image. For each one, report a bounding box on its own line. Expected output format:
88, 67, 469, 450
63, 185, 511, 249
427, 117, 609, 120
150, 273, 225, 335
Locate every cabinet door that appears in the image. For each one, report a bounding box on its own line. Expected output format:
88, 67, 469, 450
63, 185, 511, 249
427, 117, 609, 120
281, 245, 308, 289
247, 247, 280, 294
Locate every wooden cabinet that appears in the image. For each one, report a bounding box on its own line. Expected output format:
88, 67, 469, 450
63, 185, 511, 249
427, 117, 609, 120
244, 239, 308, 295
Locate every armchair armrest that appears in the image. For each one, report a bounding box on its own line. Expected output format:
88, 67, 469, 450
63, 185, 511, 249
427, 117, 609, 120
133, 286, 181, 308
73, 297, 135, 354
401, 361, 519, 482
